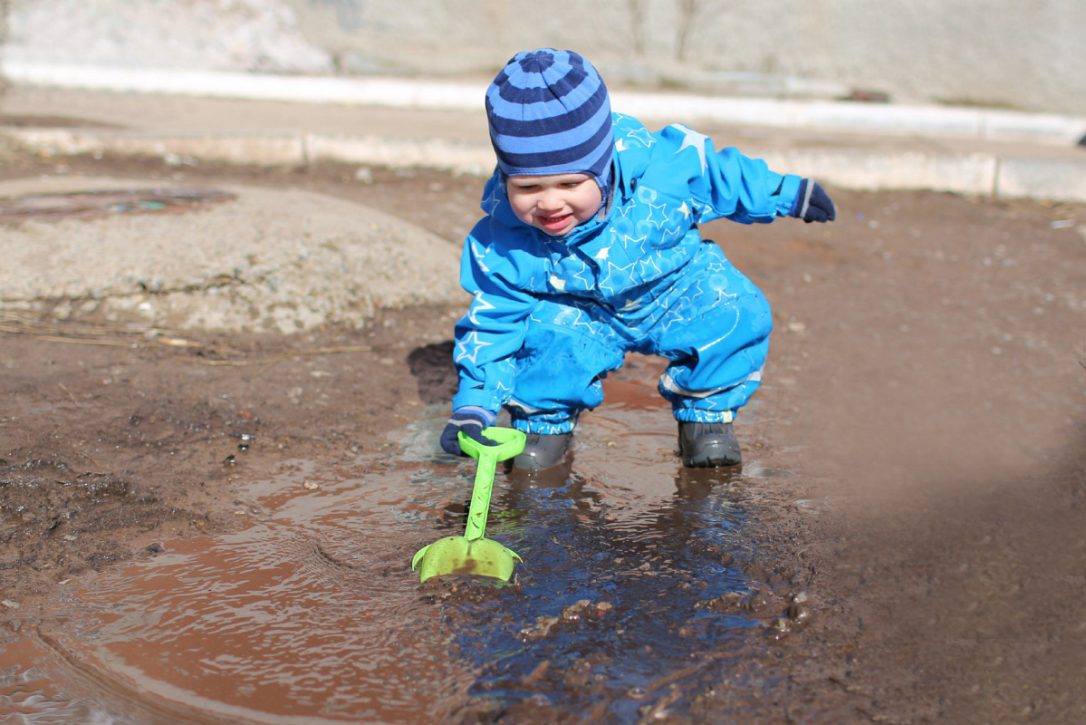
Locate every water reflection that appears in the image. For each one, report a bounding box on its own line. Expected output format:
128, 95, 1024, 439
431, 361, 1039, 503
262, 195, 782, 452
451, 461, 756, 720
17, 376, 775, 721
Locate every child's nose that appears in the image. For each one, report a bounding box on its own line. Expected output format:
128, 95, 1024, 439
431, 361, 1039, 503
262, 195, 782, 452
538, 190, 563, 211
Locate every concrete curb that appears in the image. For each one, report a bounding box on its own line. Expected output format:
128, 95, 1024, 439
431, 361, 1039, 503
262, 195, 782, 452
4, 127, 1085, 203
4, 61, 1086, 147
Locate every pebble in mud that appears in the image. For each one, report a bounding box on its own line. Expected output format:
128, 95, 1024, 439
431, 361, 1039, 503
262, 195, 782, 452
696, 591, 745, 612
562, 599, 594, 621
520, 615, 559, 641
741, 591, 772, 614
769, 617, 792, 639
520, 600, 615, 640
787, 591, 813, 624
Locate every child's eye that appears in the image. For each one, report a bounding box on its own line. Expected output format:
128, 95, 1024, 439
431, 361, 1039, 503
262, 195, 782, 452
561, 182, 581, 189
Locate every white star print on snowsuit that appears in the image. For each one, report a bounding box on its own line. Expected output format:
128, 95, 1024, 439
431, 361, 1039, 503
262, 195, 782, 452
451, 113, 802, 435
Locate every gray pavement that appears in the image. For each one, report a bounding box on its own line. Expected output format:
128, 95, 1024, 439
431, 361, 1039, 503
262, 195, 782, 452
2, 85, 1085, 202
1, 84, 1083, 335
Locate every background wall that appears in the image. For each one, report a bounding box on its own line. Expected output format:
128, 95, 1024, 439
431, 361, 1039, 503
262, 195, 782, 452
3, 0, 1084, 115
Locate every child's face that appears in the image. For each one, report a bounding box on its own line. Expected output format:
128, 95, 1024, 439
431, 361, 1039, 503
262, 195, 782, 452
506, 173, 602, 237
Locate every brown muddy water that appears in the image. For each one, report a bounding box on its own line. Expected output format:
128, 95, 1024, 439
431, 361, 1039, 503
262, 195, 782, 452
0, 374, 790, 722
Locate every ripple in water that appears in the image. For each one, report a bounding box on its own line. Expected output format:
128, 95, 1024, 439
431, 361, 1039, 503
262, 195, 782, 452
25, 375, 773, 720
443, 400, 764, 720
37, 458, 485, 721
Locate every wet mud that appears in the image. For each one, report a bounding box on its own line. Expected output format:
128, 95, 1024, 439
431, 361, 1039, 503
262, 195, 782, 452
2, 369, 803, 721
2, 153, 1084, 721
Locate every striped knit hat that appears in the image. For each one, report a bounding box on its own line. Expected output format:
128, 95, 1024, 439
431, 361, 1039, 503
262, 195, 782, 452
485, 49, 613, 196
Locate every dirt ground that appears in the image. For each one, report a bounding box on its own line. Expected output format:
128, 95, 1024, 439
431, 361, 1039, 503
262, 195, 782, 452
2, 150, 1084, 721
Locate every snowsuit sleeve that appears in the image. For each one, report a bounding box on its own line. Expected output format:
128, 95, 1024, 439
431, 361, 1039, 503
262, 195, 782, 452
450, 228, 537, 414
655, 123, 803, 225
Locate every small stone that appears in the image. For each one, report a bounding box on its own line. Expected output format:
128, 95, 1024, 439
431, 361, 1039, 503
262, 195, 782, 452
145, 543, 164, 554
223, 454, 237, 466
787, 601, 812, 623
520, 616, 559, 640
62, 534, 77, 542
303, 481, 320, 491
787, 321, 806, 333
1, 600, 19, 609
595, 601, 614, 614
562, 599, 593, 621
741, 592, 770, 613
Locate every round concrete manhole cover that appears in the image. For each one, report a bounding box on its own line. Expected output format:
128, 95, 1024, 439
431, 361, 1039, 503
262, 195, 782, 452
0, 188, 235, 223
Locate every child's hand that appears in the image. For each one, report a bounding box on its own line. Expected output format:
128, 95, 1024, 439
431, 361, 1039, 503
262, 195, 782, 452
440, 407, 497, 455
792, 179, 836, 223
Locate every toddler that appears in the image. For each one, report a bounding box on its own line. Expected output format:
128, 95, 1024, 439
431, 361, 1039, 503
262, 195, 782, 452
439, 49, 835, 470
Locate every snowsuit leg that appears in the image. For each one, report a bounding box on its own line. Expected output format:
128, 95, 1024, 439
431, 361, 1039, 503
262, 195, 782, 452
506, 297, 628, 434
649, 245, 772, 423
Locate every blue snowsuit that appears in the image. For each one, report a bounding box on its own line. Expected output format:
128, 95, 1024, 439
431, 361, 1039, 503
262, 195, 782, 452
452, 113, 803, 435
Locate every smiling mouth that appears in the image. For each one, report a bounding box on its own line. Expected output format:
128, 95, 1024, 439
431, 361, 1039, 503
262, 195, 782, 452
537, 213, 572, 230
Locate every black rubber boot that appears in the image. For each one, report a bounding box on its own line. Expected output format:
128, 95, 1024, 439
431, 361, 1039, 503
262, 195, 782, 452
512, 433, 573, 472
678, 422, 742, 468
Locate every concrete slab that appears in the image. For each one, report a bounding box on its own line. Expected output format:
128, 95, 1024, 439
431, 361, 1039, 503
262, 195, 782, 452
6, 129, 307, 166
3, 86, 1084, 202
5, 62, 1084, 146
755, 148, 998, 195
0, 176, 464, 333
305, 133, 493, 177
995, 157, 1086, 203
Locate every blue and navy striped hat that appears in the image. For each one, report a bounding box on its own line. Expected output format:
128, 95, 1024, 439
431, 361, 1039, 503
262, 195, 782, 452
485, 49, 613, 196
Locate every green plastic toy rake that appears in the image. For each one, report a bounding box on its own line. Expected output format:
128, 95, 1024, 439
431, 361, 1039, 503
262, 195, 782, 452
412, 427, 526, 583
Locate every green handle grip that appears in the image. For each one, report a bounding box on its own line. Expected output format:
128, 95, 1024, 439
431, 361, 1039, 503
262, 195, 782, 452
457, 427, 525, 542
464, 449, 497, 541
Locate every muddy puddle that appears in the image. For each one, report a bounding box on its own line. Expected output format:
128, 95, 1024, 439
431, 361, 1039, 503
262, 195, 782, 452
2, 374, 792, 722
